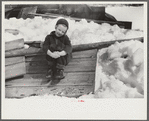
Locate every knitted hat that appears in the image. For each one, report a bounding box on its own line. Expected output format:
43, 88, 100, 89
56, 18, 69, 29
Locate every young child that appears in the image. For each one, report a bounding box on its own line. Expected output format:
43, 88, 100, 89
43, 18, 72, 81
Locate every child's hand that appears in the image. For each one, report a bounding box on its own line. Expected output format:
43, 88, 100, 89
51, 52, 60, 58
47, 50, 60, 59
58, 51, 67, 56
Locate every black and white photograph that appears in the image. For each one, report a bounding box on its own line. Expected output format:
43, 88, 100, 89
2, 1, 147, 120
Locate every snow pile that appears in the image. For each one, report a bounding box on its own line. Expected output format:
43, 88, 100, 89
4, 17, 143, 44
4, 32, 23, 42
94, 40, 144, 98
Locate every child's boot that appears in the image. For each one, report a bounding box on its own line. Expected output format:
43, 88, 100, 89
55, 68, 65, 79
46, 68, 53, 79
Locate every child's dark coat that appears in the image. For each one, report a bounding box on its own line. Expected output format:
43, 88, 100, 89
43, 31, 72, 67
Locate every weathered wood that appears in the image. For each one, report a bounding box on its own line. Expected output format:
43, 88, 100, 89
5, 48, 25, 57
5, 72, 94, 86
5, 37, 143, 57
72, 37, 144, 52
25, 58, 96, 74
5, 49, 96, 98
25, 65, 96, 74
25, 49, 97, 74
26, 55, 96, 62
5, 85, 94, 98
72, 49, 97, 58
5, 61, 26, 79
25, 49, 97, 60
5, 56, 25, 66
5, 38, 24, 51
5, 48, 43, 58
26, 61, 95, 74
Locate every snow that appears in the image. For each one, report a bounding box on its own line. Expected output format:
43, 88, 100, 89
95, 40, 144, 98
4, 10, 143, 43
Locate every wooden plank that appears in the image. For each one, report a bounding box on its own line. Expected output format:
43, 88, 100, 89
26, 65, 95, 74
5, 56, 25, 66
5, 47, 42, 58
5, 85, 94, 98
25, 55, 96, 62
5, 62, 26, 79
25, 59, 96, 74
72, 37, 143, 51
6, 37, 143, 57
25, 47, 97, 57
26, 58, 96, 66
5, 72, 95, 87
72, 49, 97, 58
5, 48, 25, 57
25, 49, 97, 62
5, 38, 24, 51
27, 37, 143, 56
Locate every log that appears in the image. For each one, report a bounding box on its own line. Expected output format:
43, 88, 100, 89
6, 37, 143, 57
72, 37, 143, 52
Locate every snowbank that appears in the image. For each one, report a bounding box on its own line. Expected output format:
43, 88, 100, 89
94, 40, 144, 98
4, 16, 143, 44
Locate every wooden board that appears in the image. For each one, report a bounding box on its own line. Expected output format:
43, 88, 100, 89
25, 58, 96, 74
5, 72, 95, 86
26, 55, 96, 62
5, 56, 25, 66
72, 49, 97, 58
5, 61, 26, 79
5, 37, 143, 57
5, 48, 25, 57
25, 49, 97, 74
25, 49, 97, 61
5, 85, 94, 98
5, 38, 24, 51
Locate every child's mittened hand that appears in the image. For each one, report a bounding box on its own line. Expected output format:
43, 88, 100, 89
51, 52, 60, 58
59, 51, 66, 56
47, 50, 60, 59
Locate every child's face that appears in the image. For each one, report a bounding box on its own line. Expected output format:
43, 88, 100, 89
55, 24, 67, 37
